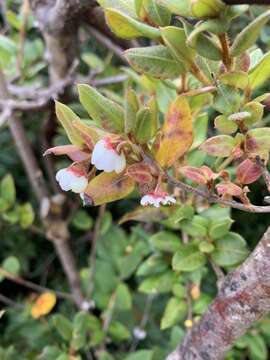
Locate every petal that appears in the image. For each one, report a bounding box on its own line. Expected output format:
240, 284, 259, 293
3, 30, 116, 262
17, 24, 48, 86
114, 152, 126, 173
71, 176, 88, 193
140, 195, 152, 206
95, 149, 116, 172
91, 140, 106, 165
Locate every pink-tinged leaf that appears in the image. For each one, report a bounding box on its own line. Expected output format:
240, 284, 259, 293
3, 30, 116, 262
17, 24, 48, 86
155, 96, 193, 167
180, 165, 219, 185
44, 145, 90, 162
180, 166, 208, 185
246, 128, 270, 159
85, 172, 135, 205
236, 159, 261, 185
126, 163, 153, 184
200, 135, 235, 157
216, 182, 243, 197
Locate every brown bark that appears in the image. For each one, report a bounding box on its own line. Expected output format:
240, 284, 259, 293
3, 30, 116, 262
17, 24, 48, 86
167, 226, 270, 360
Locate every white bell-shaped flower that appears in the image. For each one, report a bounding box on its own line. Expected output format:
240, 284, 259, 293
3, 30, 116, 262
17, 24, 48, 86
56, 166, 88, 193
140, 192, 176, 208
91, 139, 126, 174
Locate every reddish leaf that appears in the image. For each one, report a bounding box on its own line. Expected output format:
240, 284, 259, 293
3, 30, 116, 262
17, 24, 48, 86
200, 135, 235, 157
126, 163, 153, 183
180, 166, 219, 185
236, 159, 261, 185
216, 182, 243, 197
246, 128, 270, 159
155, 96, 193, 167
44, 145, 90, 162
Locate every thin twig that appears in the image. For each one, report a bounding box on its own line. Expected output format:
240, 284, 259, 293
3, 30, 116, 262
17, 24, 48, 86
208, 256, 225, 289
0, 268, 73, 300
86, 25, 127, 63
0, 293, 23, 308
166, 174, 270, 213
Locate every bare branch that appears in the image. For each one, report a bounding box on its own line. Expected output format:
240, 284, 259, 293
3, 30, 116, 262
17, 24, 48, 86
0, 268, 73, 301
166, 174, 270, 213
167, 226, 270, 360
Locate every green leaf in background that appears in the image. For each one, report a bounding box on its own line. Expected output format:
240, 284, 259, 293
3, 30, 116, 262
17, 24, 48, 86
160, 297, 187, 330
180, 216, 209, 238
78, 84, 125, 133
1, 174, 15, 208
172, 244, 207, 272
17, 203, 35, 229
105, 8, 160, 39
71, 210, 93, 231
190, 0, 225, 18
2, 256, 20, 276
115, 283, 132, 310
136, 254, 168, 276
214, 115, 238, 134
52, 314, 73, 341
125, 45, 185, 79
249, 51, 270, 90
209, 218, 233, 240
212, 232, 249, 267
242, 101, 264, 127
124, 350, 154, 360
198, 241, 215, 254
55, 101, 84, 146
108, 321, 131, 341
149, 231, 180, 252
139, 271, 177, 294
247, 333, 268, 360
231, 10, 270, 57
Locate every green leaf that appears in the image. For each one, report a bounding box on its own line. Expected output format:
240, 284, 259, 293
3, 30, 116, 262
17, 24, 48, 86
71, 210, 93, 231
247, 333, 268, 360
108, 321, 131, 341
149, 231, 180, 252
246, 128, 270, 158
209, 218, 233, 239
219, 71, 249, 90
172, 244, 207, 272
1, 174, 16, 207
211, 232, 249, 267
136, 254, 168, 276
2, 256, 20, 276
78, 84, 124, 133
198, 241, 215, 253
193, 294, 212, 315
157, 0, 191, 17
105, 8, 160, 39
160, 297, 187, 330
161, 26, 195, 68
180, 216, 208, 237
125, 45, 185, 79
124, 350, 154, 360
124, 87, 139, 134
190, 0, 225, 18
17, 203, 35, 229
242, 101, 264, 127
97, 0, 137, 18
139, 271, 177, 294
231, 10, 270, 57
180, 18, 222, 61
115, 283, 132, 310
52, 314, 73, 341
141, 0, 171, 26
134, 107, 153, 144
249, 51, 270, 90
55, 101, 84, 146
214, 115, 238, 134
